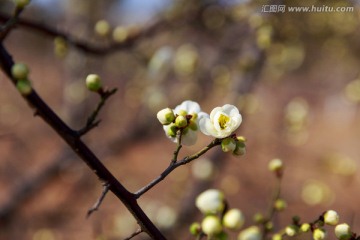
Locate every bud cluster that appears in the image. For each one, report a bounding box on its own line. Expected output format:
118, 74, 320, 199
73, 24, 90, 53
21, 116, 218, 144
11, 63, 32, 95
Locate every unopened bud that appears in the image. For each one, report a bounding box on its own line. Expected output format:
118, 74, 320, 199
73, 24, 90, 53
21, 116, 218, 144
285, 225, 298, 237
201, 216, 222, 236
268, 158, 284, 173
272, 233, 282, 240
233, 140, 246, 156
223, 209, 245, 230
274, 199, 287, 211
300, 223, 311, 232
313, 228, 326, 240
324, 210, 339, 226
221, 138, 236, 153
157, 108, 175, 125
86, 74, 102, 92
94, 20, 111, 37
175, 115, 188, 128
189, 222, 201, 236
16, 79, 32, 95
11, 63, 29, 80
335, 223, 351, 240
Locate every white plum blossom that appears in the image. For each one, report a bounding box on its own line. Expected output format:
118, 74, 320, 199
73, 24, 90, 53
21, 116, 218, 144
199, 104, 242, 138
163, 100, 206, 146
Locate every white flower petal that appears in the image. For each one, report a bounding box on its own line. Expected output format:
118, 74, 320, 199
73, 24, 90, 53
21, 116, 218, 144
199, 117, 216, 136
182, 129, 197, 146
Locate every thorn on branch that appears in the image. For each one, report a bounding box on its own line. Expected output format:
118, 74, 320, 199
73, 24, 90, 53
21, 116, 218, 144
87, 182, 110, 218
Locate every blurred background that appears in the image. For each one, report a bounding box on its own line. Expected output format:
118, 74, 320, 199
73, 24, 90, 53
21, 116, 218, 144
0, 0, 360, 239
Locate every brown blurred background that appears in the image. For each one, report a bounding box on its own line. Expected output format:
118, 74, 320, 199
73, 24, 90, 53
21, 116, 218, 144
1, 0, 360, 239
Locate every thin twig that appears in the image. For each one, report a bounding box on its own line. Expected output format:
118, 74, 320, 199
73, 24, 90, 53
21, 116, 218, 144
77, 88, 117, 136
87, 182, 110, 218
134, 139, 221, 199
123, 228, 143, 240
0, 7, 24, 41
171, 130, 183, 164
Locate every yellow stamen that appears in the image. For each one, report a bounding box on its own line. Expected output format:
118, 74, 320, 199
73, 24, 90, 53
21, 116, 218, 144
218, 114, 230, 129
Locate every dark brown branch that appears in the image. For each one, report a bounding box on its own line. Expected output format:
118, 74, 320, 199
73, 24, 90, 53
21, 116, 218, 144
0, 12, 168, 55
0, 43, 166, 240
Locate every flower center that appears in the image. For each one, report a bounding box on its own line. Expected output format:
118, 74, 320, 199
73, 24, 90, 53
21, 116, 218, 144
218, 114, 230, 129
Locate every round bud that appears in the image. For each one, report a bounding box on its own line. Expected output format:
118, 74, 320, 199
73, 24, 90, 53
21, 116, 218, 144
335, 223, 351, 240
221, 138, 236, 153
86, 74, 102, 92
300, 223, 311, 232
313, 228, 326, 240
272, 233, 282, 240
166, 123, 177, 138
268, 158, 284, 172
274, 199, 287, 211
324, 210, 339, 226
238, 226, 262, 240
16, 79, 32, 95
285, 225, 298, 237
94, 20, 111, 37
223, 209, 245, 230
113, 26, 128, 43
233, 141, 246, 156
177, 109, 187, 116
236, 136, 247, 143
195, 189, 225, 214
157, 108, 175, 125
11, 63, 29, 80
201, 216, 222, 236
175, 115, 188, 128
253, 213, 265, 224
14, 0, 30, 8
189, 222, 201, 236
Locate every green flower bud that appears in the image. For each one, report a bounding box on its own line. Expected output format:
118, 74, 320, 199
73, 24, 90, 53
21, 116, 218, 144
233, 141, 246, 156
166, 123, 177, 138
335, 223, 351, 240
236, 136, 246, 143
324, 210, 339, 226
14, 0, 30, 8
300, 223, 311, 232
177, 109, 187, 116
223, 209, 245, 230
112, 26, 128, 43
189, 222, 201, 236
201, 216, 222, 236
268, 158, 284, 172
86, 74, 102, 92
274, 199, 287, 211
221, 138, 236, 153
94, 20, 111, 37
253, 213, 265, 224
157, 108, 175, 125
272, 233, 282, 240
313, 228, 326, 240
265, 221, 274, 231
175, 115, 188, 128
285, 225, 298, 237
11, 63, 29, 80
238, 226, 261, 240
16, 79, 32, 95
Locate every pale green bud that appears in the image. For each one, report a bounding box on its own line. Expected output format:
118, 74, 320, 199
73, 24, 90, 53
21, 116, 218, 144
201, 216, 222, 236
188, 120, 198, 130
274, 199, 287, 211
195, 189, 225, 214
236, 136, 246, 143
324, 210, 339, 226
112, 26, 128, 43
335, 223, 351, 240
14, 0, 30, 8
223, 209, 245, 230
313, 228, 326, 240
285, 225, 298, 237
175, 115, 188, 128
272, 233, 282, 240
253, 213, 265, 224
238, 226, 261, 240
16, 79, 32, 95
300, 223, 311, 232
221, 138, 236, 153
166, 123, 177, 138
233, 141, 246, 156
177, 109, 187, 116
94, 20, 111, 37
189, 222, 201, 236
11, 63, 29, 80
157, 108, 175, 125
86, 74, 102, 92
268, 158, 284, 172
